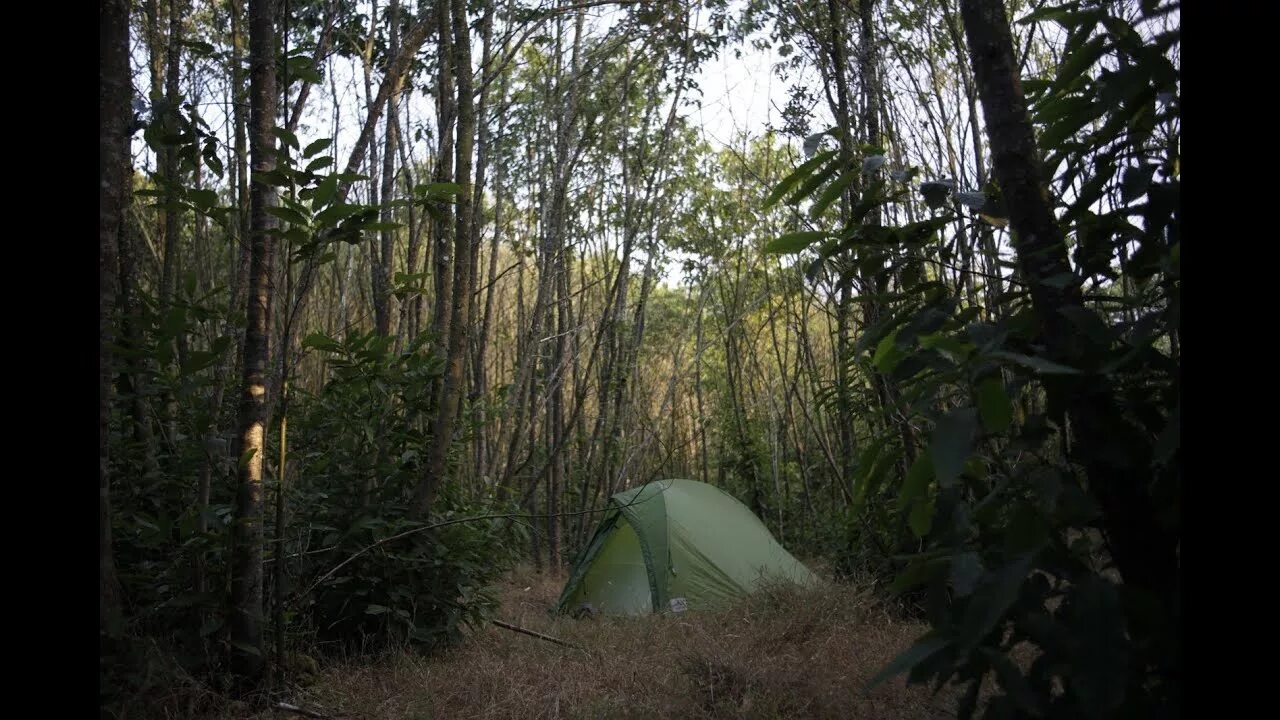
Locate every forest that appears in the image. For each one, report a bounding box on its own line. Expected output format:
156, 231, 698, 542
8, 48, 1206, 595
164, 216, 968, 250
99, 0, 1180, 717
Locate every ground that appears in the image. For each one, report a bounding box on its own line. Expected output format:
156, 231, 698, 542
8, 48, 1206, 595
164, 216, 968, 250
238, 564, 961, 719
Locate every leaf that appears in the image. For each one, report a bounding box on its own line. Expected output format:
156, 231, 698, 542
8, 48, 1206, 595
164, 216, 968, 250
365, 604, 391, 615
189, 189, 219, 209
957, 554, 1033, 653
764, 149, 837, 208
364, 222, 404, 232
931, 408, 978, 488
313, 175, 338, 207
909, 497, 936, 538
991, 351, 1081, 375
302, 333, 342, 352
809, 168, 859, 218
890, 555, 948, 595
203, 148, 224, 177
872, 329, 906, 374
315, 203, 363, 227
900, 453, 933, 506
306, 156, 335, 173
266, 206, 309, 226
865, 632, 953, 691
272, 127, 300, 149
918, 180, 955, 209
802, 131, 828, 158
1121, 164, 1157, 203
764, 231, 826, 254
303, 138, 333, 158
977, 378, 1013, 434
789, 157, 842, 204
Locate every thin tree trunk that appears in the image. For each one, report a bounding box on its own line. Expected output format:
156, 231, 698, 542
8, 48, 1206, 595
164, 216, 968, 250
230, 0, 277, 685
100, 0, 130, 644
411, 0, 475, 519
375, 0, 398, 337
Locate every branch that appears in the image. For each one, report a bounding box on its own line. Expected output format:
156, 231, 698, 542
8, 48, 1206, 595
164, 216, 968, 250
491, 619, 584, 650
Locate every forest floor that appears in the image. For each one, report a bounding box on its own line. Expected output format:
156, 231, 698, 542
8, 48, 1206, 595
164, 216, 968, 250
220, 564, 962, 720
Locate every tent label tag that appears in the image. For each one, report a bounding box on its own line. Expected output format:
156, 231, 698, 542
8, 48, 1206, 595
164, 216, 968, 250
669, 597, 688, 613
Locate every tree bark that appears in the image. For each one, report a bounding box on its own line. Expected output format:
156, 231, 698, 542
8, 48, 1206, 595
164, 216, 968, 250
100, 0, 130, 644
230, 0, 277, 686
411, 0, 475, 519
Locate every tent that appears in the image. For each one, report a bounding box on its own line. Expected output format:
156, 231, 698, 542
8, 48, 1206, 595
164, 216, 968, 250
555, 479, 819, 616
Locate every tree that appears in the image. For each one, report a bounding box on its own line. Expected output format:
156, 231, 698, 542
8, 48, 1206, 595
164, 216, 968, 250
229, 0, 277, 686
100, 0, 130, 647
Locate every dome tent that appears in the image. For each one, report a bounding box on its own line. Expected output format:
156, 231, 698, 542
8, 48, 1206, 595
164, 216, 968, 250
555, 479, 819, 616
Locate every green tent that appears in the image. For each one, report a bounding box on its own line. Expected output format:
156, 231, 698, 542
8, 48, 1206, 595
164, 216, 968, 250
555, 479, 819, 616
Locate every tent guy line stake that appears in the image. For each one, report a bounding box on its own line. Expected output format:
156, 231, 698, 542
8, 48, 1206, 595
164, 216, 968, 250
491, 619, 585, 651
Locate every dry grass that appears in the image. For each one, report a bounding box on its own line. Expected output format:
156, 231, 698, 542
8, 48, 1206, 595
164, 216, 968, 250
230, 565, 961, 720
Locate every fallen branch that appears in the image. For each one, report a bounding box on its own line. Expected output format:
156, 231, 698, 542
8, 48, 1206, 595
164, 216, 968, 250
491, 619, 583, 651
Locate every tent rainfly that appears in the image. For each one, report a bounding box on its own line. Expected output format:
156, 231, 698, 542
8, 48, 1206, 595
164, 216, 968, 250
555, 479, 819, 617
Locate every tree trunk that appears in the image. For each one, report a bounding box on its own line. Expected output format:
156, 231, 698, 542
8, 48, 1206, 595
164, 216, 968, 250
230, 0, 277, 686
100, 0, 130, 644
411, 0, 475, 519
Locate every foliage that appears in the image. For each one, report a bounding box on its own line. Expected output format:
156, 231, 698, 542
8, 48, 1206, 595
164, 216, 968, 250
760, 2, 1179, 716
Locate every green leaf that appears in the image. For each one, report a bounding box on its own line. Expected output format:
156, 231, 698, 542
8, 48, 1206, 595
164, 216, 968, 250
763, 149, 836, 208
303, 138, 333, 158
306, 156, 335, 173
976, 378, 1013, 434
931, 408, 978, 488
364, 222, 404, 232
789, 156, 842, 205
365, 604, 391, 615
266, 205, 309, 226
809, 168, 859, 218
313, 175, 338, 208
865, 632, 953, 691
889, 555, 948, 594
957, 554, 1033, 653
909, 497, 935, 538
189, 189, 219, 209
302, 333, 342, 352
991, 351, 1080, 375
764, 231, 826, 254
272, 127, 300, 149
1056, 34, 1108, 85
900, 453, 933, 506
315, 203, 363, 227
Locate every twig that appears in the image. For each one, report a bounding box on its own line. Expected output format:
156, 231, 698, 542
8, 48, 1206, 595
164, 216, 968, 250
272, 702, 336, 719
491, 619, 583, 651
